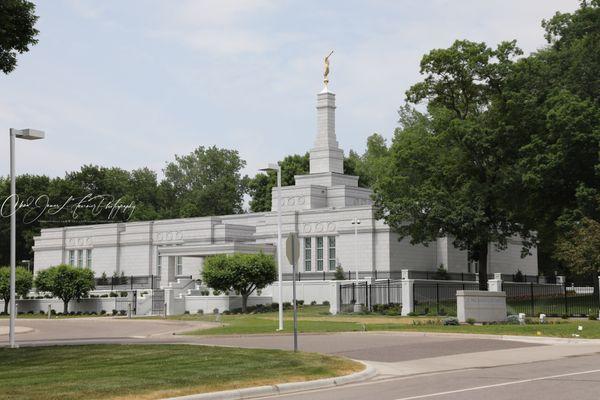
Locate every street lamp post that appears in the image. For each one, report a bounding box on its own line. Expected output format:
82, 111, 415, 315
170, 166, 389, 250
9, 128, 45, 349
259, 163, 283, 331
351, 218, 361, 282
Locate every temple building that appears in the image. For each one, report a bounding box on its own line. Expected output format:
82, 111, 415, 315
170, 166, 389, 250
32, 81, 537, 288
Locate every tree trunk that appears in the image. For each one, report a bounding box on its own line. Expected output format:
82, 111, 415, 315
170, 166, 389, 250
3, 299, 8, 314
477, 243, 489, 291
241, 294, 248, 313
63, 300, 69, 314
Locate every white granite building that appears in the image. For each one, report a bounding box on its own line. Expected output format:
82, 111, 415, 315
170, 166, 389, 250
32, 85, 538, 286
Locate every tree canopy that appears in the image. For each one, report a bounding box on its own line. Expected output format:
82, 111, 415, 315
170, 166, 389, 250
34, 264, 95, 313
202, 253, 276, 313
0, 0, 39, 74
0, 266, 33, 314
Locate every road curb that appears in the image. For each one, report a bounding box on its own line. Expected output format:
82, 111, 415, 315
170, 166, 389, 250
161, 362, 376, 400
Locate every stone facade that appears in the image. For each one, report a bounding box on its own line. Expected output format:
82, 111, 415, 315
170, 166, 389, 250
32, 87, 538, 285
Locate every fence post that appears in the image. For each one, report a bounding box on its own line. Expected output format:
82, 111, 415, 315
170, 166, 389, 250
387, 279, 391, 305
352, 283, 355, 304
323, 270, 326, 281
365, 282, 369, 309
564, 281, 569, 316
436, 283, 440, 315
401, 279, 414, 316
375, 270, 378, 280
530, 282, 535, 316
130, 276, 133, 290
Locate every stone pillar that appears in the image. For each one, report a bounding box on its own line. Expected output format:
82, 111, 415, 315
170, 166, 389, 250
401, 279, 414, 316
329, 281, 342, 315
162, 256, 176, 285
488, 273, 503, 292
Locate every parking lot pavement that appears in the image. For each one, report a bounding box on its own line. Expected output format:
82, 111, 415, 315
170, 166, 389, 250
187, 331, 543, 362
0, 317, 216, 344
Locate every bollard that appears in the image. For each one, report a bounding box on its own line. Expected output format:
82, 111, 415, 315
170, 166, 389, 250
47, 304, 52, 320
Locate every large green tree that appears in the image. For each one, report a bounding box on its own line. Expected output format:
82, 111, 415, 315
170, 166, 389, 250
0, 0, 39, 74
374, 40, 533, 290
503, 0, 600, 273
162, 146, 247, 217
202, 253, 276, 313
35, 264, 95, 313
0, 266, 33, 314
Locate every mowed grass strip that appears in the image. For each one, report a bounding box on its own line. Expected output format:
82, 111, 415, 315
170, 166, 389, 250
175, 306, 600, 338
0, 344, 362, 400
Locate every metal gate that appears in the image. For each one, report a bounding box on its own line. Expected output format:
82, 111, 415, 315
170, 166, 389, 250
152, 289, 165, 315
114, 291, 137, 315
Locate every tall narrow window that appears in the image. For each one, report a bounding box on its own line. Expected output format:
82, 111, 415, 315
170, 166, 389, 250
316, 236, 324, 271
77, 249, 83, 268
176, 256, 183, 276
86, 249, 92, 268
304, 237, 312, 271
68, 250, 75, 266
328, 236, 336, 270
157, 254, 162, 276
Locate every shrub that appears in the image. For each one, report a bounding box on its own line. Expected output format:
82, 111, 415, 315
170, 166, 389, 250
514, 270, 525, 282
443, 317, 460, 325
120, 291, 128, 297
212, 290, 221, 296
119, 309, 127, 316
433, 264, 450, 280
200, 290, 209, 296
27, 310, 34, 314
283, 302, 292, 310
197, 309, 204, 315
310, 301, 317, 306
561, 314, 569, 319
466, 318, 476, 325
100, 310, 106, 315
588, 314, 598, 321
39, 310, 45, 315
297, 300, 304, 306
184, 310, 190, 314
333, 266, 346, 280
506, 315, 520, 324
112, 309, 118, 315
407, 311, 418, 317
322, 300, 330, 306
100, 294, 108, 298
50, 309, 56, 315
109, 292, 118, 298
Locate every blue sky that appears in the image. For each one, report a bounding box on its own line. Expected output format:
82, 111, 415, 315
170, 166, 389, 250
0, 0, 579, 179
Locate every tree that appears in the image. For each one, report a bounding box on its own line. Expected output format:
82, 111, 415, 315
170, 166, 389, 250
0, 0, 39, 74
248, 153, 310, 212
35, 264, 95, 313
555, 217, 600, 275
202, 253, 276, 313
162, 146, 247, 217
0, 266, 33, 314
374, 40, 533, 290
503, 1, 600, 273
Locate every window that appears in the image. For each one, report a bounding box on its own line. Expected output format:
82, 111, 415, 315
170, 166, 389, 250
68, 250, 75, 266
176, 256, 183, 276
304, 238, 312, 271
316, 237, 324, 271
157, 254, 162, 276
86, 249, 92, 268
328, 236, 336, 270
77, 249, 83, 268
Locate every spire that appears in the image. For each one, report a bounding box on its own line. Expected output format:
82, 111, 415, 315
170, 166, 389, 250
309, 54, 344, 174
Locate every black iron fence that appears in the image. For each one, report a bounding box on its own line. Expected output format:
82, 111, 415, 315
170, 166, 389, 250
413, 281, 479, 316
94, 275, 162, 291
339, 280, 403, 312
282, 270, 403, 281
504, 279, 599, 317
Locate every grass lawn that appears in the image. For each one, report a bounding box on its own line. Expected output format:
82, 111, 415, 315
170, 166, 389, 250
0, 344, 362, 400
167, 305, 600, 339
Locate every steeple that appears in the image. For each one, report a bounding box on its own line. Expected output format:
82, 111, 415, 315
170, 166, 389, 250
309, 53, 344, 174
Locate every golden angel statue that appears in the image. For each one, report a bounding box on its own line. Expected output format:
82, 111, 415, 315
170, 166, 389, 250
323, 50, 334, 86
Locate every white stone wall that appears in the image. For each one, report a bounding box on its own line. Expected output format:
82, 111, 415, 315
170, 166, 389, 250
489, 241, 538, 275
389, 232, 436, 271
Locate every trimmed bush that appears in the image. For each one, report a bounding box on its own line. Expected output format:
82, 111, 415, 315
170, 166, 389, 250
506, 314, 520, 324
466, 318, 476, 325
443, 317, 459, 325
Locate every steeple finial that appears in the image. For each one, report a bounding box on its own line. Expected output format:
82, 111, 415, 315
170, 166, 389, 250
323, 50, 334, 89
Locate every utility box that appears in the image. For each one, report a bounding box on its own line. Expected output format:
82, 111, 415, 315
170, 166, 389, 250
457, 290, 507, 323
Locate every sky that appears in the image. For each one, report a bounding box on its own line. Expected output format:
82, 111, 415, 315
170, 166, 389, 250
0, 0, 581, 180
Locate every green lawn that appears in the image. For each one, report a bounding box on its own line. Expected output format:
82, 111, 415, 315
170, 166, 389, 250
171, 305, 600, 339
0, 344, 362, 400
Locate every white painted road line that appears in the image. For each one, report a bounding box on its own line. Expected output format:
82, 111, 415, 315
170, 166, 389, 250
393, 369, 600, 400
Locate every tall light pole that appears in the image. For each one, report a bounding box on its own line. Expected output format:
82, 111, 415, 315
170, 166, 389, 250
9, 128, 45, 349
351, 218, 361, 282
259, 163, 283, 331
